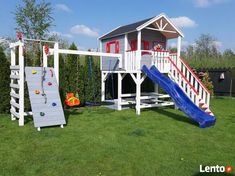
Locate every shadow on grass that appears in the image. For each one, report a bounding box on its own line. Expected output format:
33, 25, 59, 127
64, 109, 83, 125
150, 108, 198, 127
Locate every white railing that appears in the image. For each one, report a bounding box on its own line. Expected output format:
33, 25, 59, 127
125, 50, 138, 71
125, 50, 170, 72
152, 50, 170, 73
169, 54, 211, 106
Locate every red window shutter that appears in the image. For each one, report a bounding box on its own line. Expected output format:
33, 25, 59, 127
144, 41, 149, 50
106, 42, 110, 53
115, 41, 119, 53
130, 40, 137, 51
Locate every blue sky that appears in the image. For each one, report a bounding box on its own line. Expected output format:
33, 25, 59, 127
0, 0, 234, 52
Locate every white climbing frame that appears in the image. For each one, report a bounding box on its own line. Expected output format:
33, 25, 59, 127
9, 39, 122, 126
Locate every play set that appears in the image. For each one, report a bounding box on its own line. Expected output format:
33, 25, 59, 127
9, 13, 216, 131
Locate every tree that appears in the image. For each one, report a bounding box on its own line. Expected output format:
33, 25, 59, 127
65, 43, 84, 105
195, 34, 219, 59
14, 0, 54, 39
0, 46, 10, 113
223, 49, 235, 59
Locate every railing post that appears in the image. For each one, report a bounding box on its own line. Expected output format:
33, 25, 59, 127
43, 46, 48, 67
19, 41, 24, 126
124, 34, 128, 70
137, 30, 141, 70
177, 36, 182, 69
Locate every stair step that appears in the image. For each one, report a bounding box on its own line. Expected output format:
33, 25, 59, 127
10, 92, 20, 99
10, 109, 19, 118
10, 75, 20, 79
10, 83, 20, 89
10, 101, 20, 109
10, 66, 20, 70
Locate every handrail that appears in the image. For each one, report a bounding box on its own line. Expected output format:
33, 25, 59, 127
167, 57, 199, 95
169, 53, 210, 94
179, 56, 210, 94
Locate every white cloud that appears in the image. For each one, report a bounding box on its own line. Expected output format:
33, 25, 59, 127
212, 41, 222, 48
70, 25, 99, 37
49, 31, 72, 38
168, 41, 190, 50
55, 4, 72, 12
170, 16, 197, 28
194, 0, 228, 7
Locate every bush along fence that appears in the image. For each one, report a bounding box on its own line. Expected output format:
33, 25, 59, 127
196, 67, 235, 97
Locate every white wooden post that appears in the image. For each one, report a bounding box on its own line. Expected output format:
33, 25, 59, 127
177, 36, 182, 69
124, 34, 128, 70
54, 42, 59, 84
101, 72, 105, 101
137, 30, 142, 70
100, 41, 102, 70
19, 41, 24, 126
136, 72, 141, 115
117, 73, 122, 110
43, 46, 48, 67
10, 47, 16, 121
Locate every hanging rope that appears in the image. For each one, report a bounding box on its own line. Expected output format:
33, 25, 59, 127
39, 41, 47, 104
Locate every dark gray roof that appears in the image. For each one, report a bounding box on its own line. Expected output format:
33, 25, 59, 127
99, 17, 154, 40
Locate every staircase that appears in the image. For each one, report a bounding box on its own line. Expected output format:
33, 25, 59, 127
167, 53, 214, 116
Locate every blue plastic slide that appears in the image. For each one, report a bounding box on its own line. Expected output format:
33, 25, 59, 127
142, 65, 216, 128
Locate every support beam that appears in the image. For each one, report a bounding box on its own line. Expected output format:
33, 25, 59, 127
137, 30, 141, 70
136, 72, 141, 115
101, 72, 105, 101
18, 42, 24, 126
145, 27, 177, 34
54, 42, 59, 84
43, 46, 48, 67
124, 34, 128, 70
177, 36, 182, 70
117, 73, 122, 110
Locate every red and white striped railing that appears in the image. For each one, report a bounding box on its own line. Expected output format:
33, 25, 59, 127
169, 53, 213, 115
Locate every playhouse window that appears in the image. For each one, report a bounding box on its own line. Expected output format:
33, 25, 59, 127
106, 40, 119, 53
130, 40, 149, 52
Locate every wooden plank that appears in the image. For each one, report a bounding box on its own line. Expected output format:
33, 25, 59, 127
10, 109, 19, 118
10, 66, 20, 70
10, 92, 20, 99
10, 101, 20, 109
10, 83, 19, 89
10, 75, 20, 79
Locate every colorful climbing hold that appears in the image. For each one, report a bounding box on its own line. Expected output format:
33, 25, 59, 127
40, 112, 45, 116
48, 82, 52, 86
52, 102, 57, 106
32, 70, 37, 74
35, 90, 40, 94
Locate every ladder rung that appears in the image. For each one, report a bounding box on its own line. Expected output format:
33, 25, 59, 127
10, 101, 20, 109
10, 83, 19, 89
10, 75, 20, 79
10, 109, 20, 118
10, 92, 20, 99
10, 66, 20, 70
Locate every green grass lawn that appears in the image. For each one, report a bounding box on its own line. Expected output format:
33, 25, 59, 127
0, 97, 235, 176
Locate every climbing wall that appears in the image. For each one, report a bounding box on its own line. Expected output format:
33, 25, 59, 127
25, 67, 66, 128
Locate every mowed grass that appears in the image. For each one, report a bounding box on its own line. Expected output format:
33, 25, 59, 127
0, 97, 235, 176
